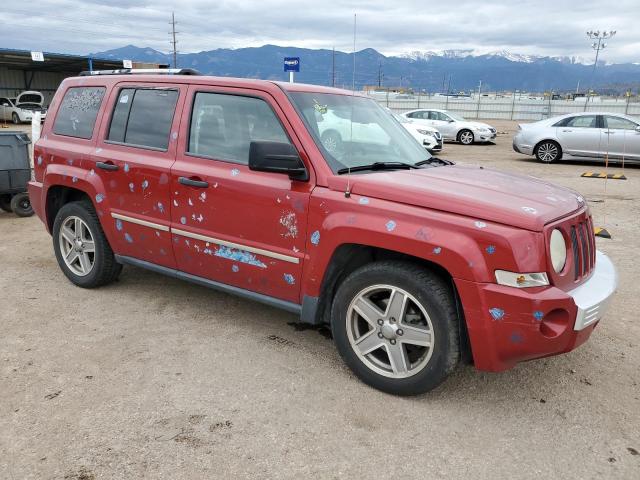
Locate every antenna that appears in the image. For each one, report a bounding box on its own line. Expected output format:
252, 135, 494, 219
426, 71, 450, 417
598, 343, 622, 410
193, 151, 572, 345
345, 13, 356, 198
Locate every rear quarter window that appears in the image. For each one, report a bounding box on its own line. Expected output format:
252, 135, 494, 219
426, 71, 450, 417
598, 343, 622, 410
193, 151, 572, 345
53, 87, 105, 139
107, 88, 179, 150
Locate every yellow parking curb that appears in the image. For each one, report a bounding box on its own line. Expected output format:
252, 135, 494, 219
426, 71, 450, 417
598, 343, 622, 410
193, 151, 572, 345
581, 172, 627, 180
594, 227, 612, 239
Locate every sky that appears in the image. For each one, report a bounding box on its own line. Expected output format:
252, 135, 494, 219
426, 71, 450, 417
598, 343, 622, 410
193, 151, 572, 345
1, 0, 639, 63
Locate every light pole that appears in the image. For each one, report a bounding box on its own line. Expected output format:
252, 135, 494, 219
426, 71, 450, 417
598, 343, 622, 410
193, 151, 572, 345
584, 30, 616, 110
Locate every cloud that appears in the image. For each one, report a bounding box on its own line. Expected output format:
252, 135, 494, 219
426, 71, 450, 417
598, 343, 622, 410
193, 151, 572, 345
1, 0, 638, 63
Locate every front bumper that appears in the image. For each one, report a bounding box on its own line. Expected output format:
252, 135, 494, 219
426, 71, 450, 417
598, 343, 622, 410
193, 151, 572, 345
476, 130, 496, 142
568, 251, 617, 330
423, 138, 443, 152
455, 250, 617, 372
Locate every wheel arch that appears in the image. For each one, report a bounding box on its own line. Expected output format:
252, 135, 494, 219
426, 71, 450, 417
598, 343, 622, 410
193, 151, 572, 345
308, 243, 473, 364
45, 185, 92, 232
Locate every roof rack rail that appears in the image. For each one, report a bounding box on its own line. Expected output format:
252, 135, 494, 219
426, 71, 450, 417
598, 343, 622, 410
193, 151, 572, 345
79, 68, 201, 76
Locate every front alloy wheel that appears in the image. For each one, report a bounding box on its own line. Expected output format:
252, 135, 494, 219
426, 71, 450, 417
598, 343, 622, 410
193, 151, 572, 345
347, 285, 434, 378
458, 129, 474, 145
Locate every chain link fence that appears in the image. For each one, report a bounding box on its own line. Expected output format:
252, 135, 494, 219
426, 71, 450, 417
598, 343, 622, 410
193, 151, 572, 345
369, 92, 640, 122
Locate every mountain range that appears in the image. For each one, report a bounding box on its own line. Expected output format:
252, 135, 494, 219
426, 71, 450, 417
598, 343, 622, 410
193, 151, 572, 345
93, 44, 640, 93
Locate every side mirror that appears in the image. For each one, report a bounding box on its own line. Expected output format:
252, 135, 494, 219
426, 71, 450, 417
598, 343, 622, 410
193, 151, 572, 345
635, 125, 640, 133
249, 141, 308, 181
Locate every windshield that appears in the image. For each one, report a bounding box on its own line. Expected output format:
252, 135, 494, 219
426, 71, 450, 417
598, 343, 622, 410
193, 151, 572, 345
446, 111, 465, 121
290, 92, 430, 173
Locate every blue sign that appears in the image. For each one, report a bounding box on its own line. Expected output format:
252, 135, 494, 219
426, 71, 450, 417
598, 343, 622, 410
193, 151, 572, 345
284, 57, 300, 72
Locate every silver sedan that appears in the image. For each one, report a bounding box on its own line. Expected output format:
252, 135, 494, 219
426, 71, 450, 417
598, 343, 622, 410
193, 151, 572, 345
513, 112, 640, 163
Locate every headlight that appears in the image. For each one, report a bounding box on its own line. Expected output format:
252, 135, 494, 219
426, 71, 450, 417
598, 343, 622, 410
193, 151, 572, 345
417, 129, 433, 136
475, 127, 489, 132
550, 229, 567, 273
495, 270, 549, 288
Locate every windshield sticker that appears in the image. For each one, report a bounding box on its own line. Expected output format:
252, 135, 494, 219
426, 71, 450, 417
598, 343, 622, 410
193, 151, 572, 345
313, 99, 328, 114
120, 95, 129, 104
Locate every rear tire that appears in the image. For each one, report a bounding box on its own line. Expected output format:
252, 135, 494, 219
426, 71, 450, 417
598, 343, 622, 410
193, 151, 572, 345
52, 200, 122, 288
0, 194, 12, 212
331, 261, 460, 396
457, 129, 474, 145
10, 192, 33, 217
535, 140, 561, 163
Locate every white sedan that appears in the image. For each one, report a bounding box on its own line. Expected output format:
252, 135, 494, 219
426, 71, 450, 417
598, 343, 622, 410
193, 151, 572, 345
513, 112, 640, 163
402, 109, 496, 144
0, 91, 47, 124
391, 111, 443, 153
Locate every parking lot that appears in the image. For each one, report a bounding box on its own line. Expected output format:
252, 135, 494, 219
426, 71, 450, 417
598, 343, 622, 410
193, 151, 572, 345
1, 120, 639, 479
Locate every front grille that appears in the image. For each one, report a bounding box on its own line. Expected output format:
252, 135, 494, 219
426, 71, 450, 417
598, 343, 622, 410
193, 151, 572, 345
434, 132, 442, 140
569, 217, 595, 281
489, 127, 496, 134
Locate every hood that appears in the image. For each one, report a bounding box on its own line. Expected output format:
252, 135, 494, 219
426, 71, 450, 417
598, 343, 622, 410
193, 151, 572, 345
16, 91, 43, 107
463, 121, 493, 130
328, 164, 584, 231
409, 123, 438, 134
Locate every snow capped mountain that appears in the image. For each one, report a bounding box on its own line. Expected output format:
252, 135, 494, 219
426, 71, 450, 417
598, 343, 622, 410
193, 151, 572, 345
401, 49, 597, 65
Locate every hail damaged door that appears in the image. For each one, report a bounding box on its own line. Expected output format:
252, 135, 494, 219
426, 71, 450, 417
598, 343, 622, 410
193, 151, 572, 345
170, 87, 310, 303
93, 83, 186, 268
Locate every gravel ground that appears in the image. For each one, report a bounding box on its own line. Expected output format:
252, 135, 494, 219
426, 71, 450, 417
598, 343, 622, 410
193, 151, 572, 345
1, 121, 639, 479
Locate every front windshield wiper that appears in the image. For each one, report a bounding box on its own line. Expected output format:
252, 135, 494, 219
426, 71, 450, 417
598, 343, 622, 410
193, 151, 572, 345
337, 161, 420, 175
414, 157, 455, 167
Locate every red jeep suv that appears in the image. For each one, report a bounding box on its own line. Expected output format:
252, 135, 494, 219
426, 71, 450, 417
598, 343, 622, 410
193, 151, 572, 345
28, 69, 618, 395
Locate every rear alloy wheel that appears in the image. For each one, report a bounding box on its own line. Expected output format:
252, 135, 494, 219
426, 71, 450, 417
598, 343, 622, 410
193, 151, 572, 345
10, 192, 34, 217
0, 194, 12, 213
458, 129, 474, 145
535, 141, 561, 163
53, 200, 122, 288
12, 113, 20, 124
331, 261, 459, 395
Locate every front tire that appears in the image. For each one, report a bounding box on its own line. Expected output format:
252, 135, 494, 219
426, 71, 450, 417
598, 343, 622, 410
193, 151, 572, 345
10, 192, 34, 217
535, 141, 561, 163
52, 200, 122, 288
457, 129, 474, 145
331, 261, 460, 396
12, 113, 20, 124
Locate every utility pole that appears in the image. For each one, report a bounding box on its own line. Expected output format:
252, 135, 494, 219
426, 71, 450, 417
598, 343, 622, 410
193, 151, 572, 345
332, 47, 336, 87
377, 61, 383, 87
584, 29, 616, 110
169, 12, 179, 69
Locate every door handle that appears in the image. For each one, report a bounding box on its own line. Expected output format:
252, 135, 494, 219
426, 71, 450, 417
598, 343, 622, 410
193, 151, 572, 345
179, 176, 209, 188
562, 129, 573, 132
96, 161, 119, 171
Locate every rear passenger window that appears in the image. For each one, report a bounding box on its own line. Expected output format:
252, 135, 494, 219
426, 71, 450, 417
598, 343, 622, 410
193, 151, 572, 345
53, 87, 105, 139
108, 88, 179, 150
188, 92, 290, 164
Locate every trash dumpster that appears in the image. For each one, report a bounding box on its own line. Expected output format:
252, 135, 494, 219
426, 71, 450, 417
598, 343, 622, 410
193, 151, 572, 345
0, 132, 34, 217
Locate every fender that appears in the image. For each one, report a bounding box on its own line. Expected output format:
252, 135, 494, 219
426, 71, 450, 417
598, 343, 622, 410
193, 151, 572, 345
42, 163, 115, 243
300, 188, 547, 301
